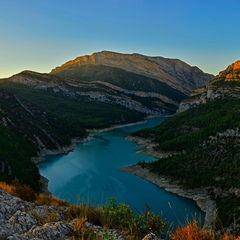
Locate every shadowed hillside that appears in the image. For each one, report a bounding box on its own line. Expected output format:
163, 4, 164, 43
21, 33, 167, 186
51, 51, 214, 115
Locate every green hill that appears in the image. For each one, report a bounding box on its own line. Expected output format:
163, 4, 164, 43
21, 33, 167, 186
0, 73, 144, 190
132, 60, 240, 232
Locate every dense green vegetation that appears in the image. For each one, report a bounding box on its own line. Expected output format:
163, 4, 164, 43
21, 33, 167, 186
212, 78, 240, 88
1, 81, 145, 129
134, 99, 240, 230
0, 125, 40, 190
0, 80, 145, 190
51, 64, 187, 102
133, 99, 240, 151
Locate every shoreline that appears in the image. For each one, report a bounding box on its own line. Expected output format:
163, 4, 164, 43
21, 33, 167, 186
86, 115, 170, 133
86, 120, 147, 133
126, 135, 178, 159
32, 134, 95, 164
34, 117, 216, 229
33, 119, 150, 165
120, 164, 215, 229
35, 115, 164, 164
122, 134, 216, 229
33, 118, 155, 194
32, 135, 94, 195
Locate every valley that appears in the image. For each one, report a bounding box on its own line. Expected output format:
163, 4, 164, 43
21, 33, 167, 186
0, 51, 239, 237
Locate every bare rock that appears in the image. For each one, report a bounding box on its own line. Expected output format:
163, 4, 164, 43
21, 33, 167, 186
24, 221, 73, 240
9, 210, 37, 233
51, 51, 213, 95
0, 189, 72, 240
142, 233, 160, 240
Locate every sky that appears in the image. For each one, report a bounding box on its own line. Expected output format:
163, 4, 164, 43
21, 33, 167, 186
1, 0, 240, 78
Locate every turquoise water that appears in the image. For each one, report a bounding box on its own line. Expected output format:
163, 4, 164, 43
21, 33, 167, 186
38, 117, 204, 227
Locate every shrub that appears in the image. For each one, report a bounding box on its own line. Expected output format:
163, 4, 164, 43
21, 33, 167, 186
72, 217, 95, 240
34, 194, 69, 207
11, 178, 36, 202
102, 198, 167, 239
170, 220, 214, 240
221, 234, 240, 240
0, 181, 13, 194
135, 204, 167, 238
102, 197, 135, 230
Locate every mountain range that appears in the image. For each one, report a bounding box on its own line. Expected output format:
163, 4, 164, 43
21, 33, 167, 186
0, 51, 214, 189
50, 51, 213, 115
2, 51, 238, 232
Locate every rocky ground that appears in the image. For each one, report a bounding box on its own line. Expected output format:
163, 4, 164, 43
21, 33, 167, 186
0, 189, 160, 240
126, 135, 177, 159
0, 188, 75, 240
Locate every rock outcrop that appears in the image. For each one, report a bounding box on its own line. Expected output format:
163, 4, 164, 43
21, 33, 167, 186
0, 189, 160, 240
217, 60, 240, 80
0, 189, 73, 240
179, 60, 240, 112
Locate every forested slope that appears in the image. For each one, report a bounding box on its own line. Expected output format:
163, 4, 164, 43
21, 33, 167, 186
133, 61, 240, 231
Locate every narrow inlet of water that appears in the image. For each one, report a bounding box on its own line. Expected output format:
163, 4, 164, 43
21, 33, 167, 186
38, 117, 205, 227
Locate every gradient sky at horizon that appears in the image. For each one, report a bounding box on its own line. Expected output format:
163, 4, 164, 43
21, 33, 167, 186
1, 0, 240, 78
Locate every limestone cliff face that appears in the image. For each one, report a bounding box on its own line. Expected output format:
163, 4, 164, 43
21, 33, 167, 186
6, 71, 175, 116
217, 60, 240, 80
51, 51, 214, 95
179, 60, 240, 112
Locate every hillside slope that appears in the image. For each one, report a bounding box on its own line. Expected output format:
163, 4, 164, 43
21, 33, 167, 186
179, 60, 240, 111
0, 71, 145, 189
132, 60, 240, 232
51, 51, 214, 115
0, 51, 213, 193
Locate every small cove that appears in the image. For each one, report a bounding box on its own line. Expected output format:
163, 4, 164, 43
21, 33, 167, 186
38, 117, 205, 227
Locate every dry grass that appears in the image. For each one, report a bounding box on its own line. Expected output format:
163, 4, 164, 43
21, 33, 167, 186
1, 181, 239, 239
170, 221, 214, 240
221, 234, 240, 240
34, 194, 70, 207
72, 217, 95, 240
65, 203, 104, 226
170, 221, 240, 240
0, 181, 13, 194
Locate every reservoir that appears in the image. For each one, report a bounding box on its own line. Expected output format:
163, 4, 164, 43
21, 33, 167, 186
38, 117, 204, 227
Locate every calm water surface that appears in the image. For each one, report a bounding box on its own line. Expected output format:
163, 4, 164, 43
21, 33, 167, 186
38, 118, 204, 227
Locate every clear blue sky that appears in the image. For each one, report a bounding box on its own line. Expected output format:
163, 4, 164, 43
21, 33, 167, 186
1, 0, 239, 78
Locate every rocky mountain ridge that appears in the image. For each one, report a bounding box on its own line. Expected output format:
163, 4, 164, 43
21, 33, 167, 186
218, 60, 240, 80
0, 51, 214, 191
1, 51, 214, 116
51, 51, 213, 95
50, 51, 214, 115
6, 70, 177, 116
179, 60, 240, 111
